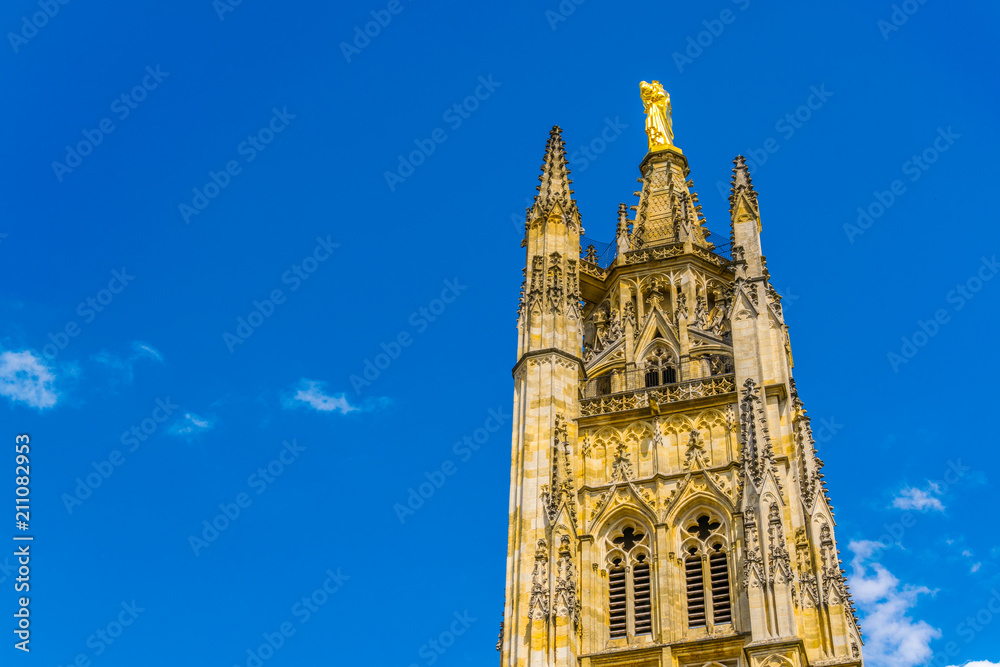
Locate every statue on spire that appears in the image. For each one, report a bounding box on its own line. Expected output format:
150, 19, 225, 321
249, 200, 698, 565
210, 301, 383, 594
640, 80, 673, 150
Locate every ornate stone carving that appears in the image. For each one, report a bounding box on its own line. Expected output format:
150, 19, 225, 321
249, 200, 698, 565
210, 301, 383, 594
542, 414, 578, 525
554, 535, 582, 634
767, 503, 795, 601
580, 374, 736, 417
676, 291, 688, 321
693, 295, 710, 329
622, 300, 636, 330
528, 539, 549, 619
684, 429, 707, 469
743, 507, 764, 591
610, 443, 633, 482
818, 523, 854, 620
566, 259, 581, 317
738, 378, 779, 492
527, 256, 544, 311
546, 252, 564, 314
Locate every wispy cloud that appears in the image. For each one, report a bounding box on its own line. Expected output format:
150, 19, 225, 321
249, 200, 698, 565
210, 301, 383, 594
948, 662, 1000, 667
892, 484, 945, 512
0, 349, 59, 409
91, 340, 164, 384
168, 412, 215, 438
284, 378, 388, 414
848, 540, 939, 667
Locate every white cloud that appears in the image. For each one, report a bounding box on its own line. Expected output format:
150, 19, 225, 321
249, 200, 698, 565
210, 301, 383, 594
169, 412, 214, 438
91, 341, 163, 384
970, 563, 981, 573
947, 662, 1000, 667
892, 486, 945, 512
848, 540, 940, 667
286, 379, 359, 414
0, 350, 59, 409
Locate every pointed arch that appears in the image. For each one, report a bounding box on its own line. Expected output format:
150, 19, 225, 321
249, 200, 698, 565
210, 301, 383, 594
597, 510, 657, 639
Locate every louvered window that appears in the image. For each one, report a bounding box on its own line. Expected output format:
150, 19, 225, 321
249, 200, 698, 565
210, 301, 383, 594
684, 515, 733, 628
685, 552, 706, 628
606, 524, 654, 639
633, 557, 652, 634
709, 548, 732, 623
608, 562, 627, 638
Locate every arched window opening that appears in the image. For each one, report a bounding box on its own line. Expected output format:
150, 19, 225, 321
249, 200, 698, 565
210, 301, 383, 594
605, 523, 654, 639
596, 371, 612, 396
644, 347, 677, 387
683, 514, 733, 628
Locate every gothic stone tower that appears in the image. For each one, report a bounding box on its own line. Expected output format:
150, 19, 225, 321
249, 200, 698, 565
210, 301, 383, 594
500, 91, 864, 667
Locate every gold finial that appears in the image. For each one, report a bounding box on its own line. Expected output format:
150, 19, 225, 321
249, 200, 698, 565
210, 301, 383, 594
640, 80, 674, 151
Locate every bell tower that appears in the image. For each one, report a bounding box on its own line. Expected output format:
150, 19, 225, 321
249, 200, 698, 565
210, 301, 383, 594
499, 83, 864, 667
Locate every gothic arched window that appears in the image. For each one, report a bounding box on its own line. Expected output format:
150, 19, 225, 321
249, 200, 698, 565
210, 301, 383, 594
605, 523, 654, 639
643, 347, 677, 388
681, 513, 732, 628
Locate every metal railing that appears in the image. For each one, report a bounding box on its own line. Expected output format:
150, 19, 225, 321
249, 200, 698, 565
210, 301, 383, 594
580, 236, 617, 269
704, 232, 732, 261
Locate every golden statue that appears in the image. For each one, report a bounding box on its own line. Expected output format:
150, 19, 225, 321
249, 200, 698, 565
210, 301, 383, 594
640, 80, 673, 149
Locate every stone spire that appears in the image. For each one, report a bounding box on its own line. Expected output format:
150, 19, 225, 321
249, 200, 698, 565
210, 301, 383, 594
728, 155, 766, 280
534, 126, 574, 213
631, 149, 711, 250
728, 155, 760, 233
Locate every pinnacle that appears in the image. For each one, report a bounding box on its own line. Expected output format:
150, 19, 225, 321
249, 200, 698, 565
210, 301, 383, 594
729, 155, 757, 200
534, 125, 574, 208
729, 154, 760, 223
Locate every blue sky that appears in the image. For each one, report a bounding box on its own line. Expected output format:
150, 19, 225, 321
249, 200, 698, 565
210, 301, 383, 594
1, 1, 998, 665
